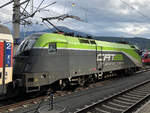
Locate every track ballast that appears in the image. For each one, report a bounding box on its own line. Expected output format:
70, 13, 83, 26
75, 79, 150, 113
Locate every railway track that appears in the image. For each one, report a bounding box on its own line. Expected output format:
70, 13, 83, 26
0, 96, 49, 112
75, 79, 150, 113
0, 67, 150, 113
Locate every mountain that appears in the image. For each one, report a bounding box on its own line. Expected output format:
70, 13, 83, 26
19, 26, 150, 50
20, 26, 90, 38
94, 36, 150, 50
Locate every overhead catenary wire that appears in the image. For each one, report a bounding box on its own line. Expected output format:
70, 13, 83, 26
34, 0, 45, 14
21, 0, 30, 16
20, 5, 30, 16
120, 0, 150, 20
1, 0, 98, 37
19, 0, 56, 22
0, 0, 59, 40
42, 20, 53, 31
65, 0, 88, 23
37, 1, 57, 12
0, 0, 14, 9
0, 0, 50, 22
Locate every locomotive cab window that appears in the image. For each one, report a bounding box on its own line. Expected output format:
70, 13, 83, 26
16, 34, 41, 55
79, 39, 90, 44
130, 45, 135, 49
90, 40, 96, 44
48, 43, 57, 53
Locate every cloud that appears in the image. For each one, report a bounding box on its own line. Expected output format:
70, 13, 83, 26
115, 24, 148, 35
0, 0, 13, 22
1, 0, 150, 38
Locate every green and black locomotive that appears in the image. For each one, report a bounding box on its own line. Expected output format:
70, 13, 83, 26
14, 33, 142, 93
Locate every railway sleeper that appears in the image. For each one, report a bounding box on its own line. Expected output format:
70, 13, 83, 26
108, 101, 129, 108
128, 91, 147, 97
113, 99, 133, 106
95, 107, 111, 113
125, 93, 146, 98
100, 104, 123, 113
132, 90, 149, 94
117, 97, 138, 103
122, 94, 142, 100
133, 89, 150, 93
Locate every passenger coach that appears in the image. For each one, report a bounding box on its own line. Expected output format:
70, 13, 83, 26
0, 25, 13, 96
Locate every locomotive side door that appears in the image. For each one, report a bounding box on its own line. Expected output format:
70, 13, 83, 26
89, 40, 103, 72
96, 45, 104, 79
48, 42, 69, 83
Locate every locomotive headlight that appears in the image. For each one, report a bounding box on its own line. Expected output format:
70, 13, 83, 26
41, 74, 46, 78
34, 78, 38, 82
28, 78, 38, 82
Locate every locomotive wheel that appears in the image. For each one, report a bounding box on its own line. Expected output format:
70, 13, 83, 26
78, 76, 90, 87
88, 75, 96, 83
78, 77, 86, 87
59, 79, 69, 90
125, 68, 135, 76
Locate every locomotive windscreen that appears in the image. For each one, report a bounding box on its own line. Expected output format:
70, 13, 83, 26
16, 34, 42, 55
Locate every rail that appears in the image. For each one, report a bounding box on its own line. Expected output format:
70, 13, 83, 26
75, 79, 150, 113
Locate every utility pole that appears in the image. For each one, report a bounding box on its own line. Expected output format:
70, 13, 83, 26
0, 0, 56, 42
13, 0, 20, 42
31, 0, 34, 14
12, 0, 20, 54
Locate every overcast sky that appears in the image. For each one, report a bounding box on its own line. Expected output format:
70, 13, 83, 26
0, 0, 150, 38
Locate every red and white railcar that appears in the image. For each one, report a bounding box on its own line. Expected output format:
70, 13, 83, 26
0, 25, 13, 96
142, 51, 150, 65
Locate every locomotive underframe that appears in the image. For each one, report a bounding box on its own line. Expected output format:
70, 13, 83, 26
0, 84, 5, 96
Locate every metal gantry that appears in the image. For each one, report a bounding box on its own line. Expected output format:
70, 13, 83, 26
0, 0, 56, 42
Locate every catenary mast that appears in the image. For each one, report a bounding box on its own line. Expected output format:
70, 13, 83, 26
13, 0, 20, 42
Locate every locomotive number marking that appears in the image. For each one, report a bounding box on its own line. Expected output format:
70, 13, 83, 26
6, 43, 11, 49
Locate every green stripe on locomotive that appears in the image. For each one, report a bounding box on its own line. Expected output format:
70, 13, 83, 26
114, 54, 123, 61
34, 33, 142, 66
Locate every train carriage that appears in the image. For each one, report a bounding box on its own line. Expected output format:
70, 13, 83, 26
142, 51, 150, 65
0, 25, 13, 96
14, 33, 142, 93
